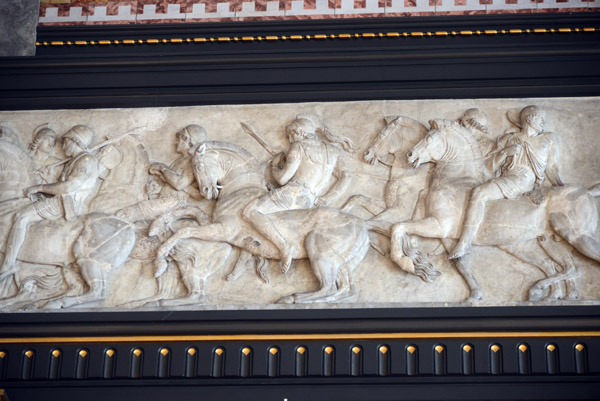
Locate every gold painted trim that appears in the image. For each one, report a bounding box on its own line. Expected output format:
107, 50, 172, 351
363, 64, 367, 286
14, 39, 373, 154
379, 346, 388, 354
1, 331, 599, 344
35, 27, 599, 47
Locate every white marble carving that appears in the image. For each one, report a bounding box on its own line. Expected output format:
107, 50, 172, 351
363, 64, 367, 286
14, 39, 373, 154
0, 98, 599, 311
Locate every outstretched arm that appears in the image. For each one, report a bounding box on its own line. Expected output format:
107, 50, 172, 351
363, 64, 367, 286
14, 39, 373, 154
159, 162, 195, 191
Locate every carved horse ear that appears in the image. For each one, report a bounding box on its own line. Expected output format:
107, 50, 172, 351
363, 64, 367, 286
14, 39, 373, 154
189, 142, 207, 156
428, 120, 438, 130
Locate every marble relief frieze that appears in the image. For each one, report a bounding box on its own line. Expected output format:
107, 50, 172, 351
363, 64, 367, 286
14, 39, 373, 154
0, 98, 599, 311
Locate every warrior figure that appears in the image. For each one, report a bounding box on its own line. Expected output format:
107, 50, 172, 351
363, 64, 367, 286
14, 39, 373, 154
242, 117, 354, 272
449, 105, 564, 259
0, 125, 100, 280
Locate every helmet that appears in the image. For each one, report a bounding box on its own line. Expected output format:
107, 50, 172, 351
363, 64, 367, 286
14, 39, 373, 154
459, 108, 489, 134
286, 117, 316, 139
63, 125, 94, 150
179, 124, 207, 146
30, 126, 58, 152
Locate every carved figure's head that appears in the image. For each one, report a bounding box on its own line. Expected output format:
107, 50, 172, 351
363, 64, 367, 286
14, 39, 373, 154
176, 124, 207, 154
63, 125, 94, 156
30, 125, 57, 154
286, 118, 316, 143
520, 105, 545, 134
192, 143, 222, 200
459, 108, 489, 135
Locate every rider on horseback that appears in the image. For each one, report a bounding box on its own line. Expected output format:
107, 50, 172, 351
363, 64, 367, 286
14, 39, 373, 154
449, 105, 564, 259
0, 125, 99, 280
242, 117, 354, 273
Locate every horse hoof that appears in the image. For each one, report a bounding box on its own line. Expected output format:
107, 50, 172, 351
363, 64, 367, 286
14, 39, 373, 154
43, 300, 63, 309
276, 295, 295, 304
528, 286, 545, 302
465, 291, 483, 303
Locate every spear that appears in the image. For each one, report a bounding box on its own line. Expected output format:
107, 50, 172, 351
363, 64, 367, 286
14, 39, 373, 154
36, 126, 146, 171
240, 122, 277, 156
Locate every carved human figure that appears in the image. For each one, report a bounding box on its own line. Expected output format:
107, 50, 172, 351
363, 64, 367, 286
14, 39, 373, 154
242, 117, 354, 272
29, 125, 62, 184
0, 125, 99, 280
449, 105, 564, 259
117, 125, 208, 224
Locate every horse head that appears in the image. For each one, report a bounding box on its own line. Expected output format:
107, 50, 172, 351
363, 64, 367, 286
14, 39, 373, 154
192, 143, 223, 200
364, 116, 429, 166
407, 120, 448, 169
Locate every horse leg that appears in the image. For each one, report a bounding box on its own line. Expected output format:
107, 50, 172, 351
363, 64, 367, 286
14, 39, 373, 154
499, 240, 564, 301
277, 232, 341, 304
155, 223, 227, 276
226, 249, 252, 282
391, 217, 445, 280
536, 235, 581, 300
341, 195, 386, 216
549, 212, 600, 263
440, 239, 483, 302
50, 259, 110, 309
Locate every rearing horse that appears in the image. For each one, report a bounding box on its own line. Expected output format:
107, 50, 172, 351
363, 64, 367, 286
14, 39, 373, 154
386, 119, 600, 301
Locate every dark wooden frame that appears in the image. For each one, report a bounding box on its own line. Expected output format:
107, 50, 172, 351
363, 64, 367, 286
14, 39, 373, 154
0, 12, 600, 401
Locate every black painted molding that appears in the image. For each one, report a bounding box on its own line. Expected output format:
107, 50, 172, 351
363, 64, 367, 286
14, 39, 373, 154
1, 13, 599, 110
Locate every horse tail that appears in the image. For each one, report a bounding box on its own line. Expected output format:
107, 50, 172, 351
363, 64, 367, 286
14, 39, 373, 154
400, 234, 441, 283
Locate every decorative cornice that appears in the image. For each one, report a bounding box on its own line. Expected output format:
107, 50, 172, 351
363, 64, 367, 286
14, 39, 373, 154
35, 26, 600, 47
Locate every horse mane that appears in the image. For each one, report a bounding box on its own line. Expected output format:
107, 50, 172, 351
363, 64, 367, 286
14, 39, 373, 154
431, 119, 485, 163
371, 116, 426, 151
203, 141, 261, 168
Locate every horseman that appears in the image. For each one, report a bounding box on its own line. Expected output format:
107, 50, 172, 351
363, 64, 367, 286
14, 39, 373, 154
242, 117, 354, 273
0, 125, 99, 280
449, 105, 564, 259
116, 124, 208, 223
